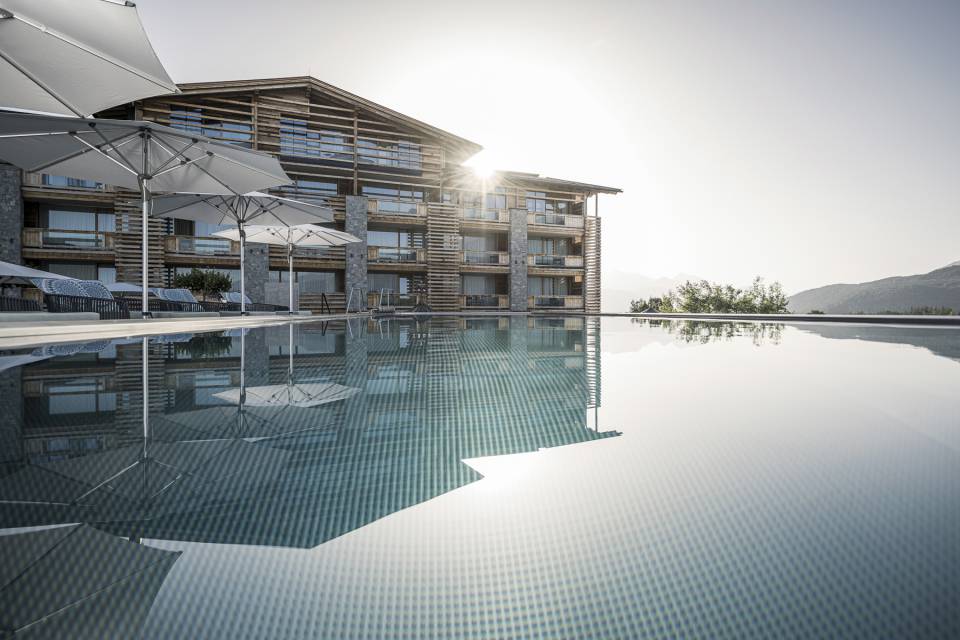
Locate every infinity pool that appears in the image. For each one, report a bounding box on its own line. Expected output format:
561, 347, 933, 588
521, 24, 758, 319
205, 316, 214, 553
1, 317, 958, 638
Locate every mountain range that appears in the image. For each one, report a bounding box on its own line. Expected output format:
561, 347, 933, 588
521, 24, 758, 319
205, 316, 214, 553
787, 261, 960, 314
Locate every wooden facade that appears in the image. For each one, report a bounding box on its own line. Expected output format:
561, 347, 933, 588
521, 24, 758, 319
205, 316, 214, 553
15, 77, 619, 313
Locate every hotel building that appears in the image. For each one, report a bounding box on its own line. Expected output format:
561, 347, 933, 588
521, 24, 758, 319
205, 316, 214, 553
0, 77, 620, 312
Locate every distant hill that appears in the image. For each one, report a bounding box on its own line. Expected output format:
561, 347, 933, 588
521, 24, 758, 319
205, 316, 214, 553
602, 271, 700, 313
788, 262, 960, 314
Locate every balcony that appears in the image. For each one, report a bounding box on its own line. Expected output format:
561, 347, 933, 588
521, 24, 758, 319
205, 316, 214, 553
461, 251, 509, 266
164, 235, 238, 256
462, 208, 509, 223
367, 246, 425, 264
528, 295, 584, 309
367, 291, 417, 308
528, 254, 584, 268
460, 294, 509, 309
367, 199, 427, 218
22, 228, 115, 251
527, 212, 585, 229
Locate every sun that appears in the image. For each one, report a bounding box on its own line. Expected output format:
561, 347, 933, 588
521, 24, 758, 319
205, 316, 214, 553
465, 151, 497, 179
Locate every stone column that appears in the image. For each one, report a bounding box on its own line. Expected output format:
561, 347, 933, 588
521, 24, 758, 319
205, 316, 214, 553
0, 164, 23, 264
509, 208, 528, 311
344, 195, 368, 311
243, 241, 270, 304
0, 368, 22, 465
242, 327, 270, 387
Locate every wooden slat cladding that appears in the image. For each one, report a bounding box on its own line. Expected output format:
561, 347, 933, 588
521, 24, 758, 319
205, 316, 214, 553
426, 204, 462, 311
584, 216, 601, 314
139, 87, 446, 195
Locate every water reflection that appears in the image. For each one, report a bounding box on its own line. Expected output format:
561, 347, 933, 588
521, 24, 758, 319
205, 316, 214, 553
1, 317, 613, 551
632, 318, 785, 345
0, 524, 180, 637
798, 323, 960, 363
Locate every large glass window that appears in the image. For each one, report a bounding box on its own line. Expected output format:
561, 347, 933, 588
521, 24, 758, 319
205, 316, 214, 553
357, 138, 421, 170
279, 119, 350, 161
362, 185, 423, 215
45, 209, 114, 232
170, 108, 253, 148
279, 180, 338, 203
528, 276, 570, 296
461, 275, 497, 295
42, 175, 102, 189
273, 270, 338, 294
44, 262, 98, 280
369, 273, 410, 295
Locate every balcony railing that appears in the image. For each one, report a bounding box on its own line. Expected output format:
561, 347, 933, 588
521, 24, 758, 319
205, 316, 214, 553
367, 199, 426, 217
367, 291, 417, 308
462, 208, 508, 223
461, 250, 509, 265
527, 212, 585, 228
460, 294, 509, 309
528, 295, 584, 309
22, 173, 110, 192
22, 228, 114, 251
164, 236, 238, 256
367, 247, 425, 263
528, 254, 584, 268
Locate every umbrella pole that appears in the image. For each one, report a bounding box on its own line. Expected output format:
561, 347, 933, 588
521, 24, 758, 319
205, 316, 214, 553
288, 245, 294, 313
142, 336, 149, 459
289, 322, 294, 382
141, 183, 150, 316
239, 223, 246, 315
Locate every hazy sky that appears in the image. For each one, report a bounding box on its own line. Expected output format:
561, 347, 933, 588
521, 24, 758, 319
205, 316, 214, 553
137, 0, 959, 293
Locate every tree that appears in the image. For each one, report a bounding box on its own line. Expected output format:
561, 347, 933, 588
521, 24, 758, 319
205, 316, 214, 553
644, 277, 789, 314
172, 268, 232, 302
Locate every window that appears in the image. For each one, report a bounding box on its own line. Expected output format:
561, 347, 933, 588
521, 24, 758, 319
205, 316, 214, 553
45, 209, 113, 232
279, 180, 338, 203
462, 275, 497, 295
273, 270, 338, 294
45, 263, 98, 280
279, 119, 349, 161
362, 185, 423, 215
357, 138, 422, 170
528, 277, 570, 296
98, 266, 116, 285
170, 108, 252, 148
42, 175, 101, 189
369, 273, 410, 294
485, 191, 506, 209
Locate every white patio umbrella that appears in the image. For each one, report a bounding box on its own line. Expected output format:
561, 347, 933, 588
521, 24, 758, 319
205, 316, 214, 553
0, 112, 291, 313
0, 259, 75, 285
213, 224, 359, 313
151, 194, 335, 313
0, 0, 178, 117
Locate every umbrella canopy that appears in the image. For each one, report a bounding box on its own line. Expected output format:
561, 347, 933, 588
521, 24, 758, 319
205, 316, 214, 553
213, 224, 360, 312
0, 524, 180, 637
150, 192, 334, 227
0, 111, 291, 312
105, 281, 142, 293
214, 382, 359, 409
0, 113, 288, 194
0, 0, 178, 118
151, 194, 335, 313
0, 259, 74, 286
213, 224, 358, 247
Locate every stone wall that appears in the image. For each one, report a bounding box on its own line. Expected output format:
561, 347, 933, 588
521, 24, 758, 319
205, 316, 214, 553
344, 196, 368, 311
0, 165, 22, 264
242, 241, 269, 304
509, 208, 528, 311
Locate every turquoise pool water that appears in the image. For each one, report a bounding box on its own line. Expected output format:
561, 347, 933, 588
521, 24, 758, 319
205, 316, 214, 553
1, 317, 958, 638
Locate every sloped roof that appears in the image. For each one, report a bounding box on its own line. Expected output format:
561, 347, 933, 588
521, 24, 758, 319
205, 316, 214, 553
171, 76, 483, 161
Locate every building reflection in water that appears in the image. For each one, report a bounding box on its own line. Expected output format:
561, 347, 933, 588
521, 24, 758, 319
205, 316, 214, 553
0, 317, 615, 553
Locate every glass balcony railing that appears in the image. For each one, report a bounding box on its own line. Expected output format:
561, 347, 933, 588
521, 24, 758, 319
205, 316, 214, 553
23, 229, 113, 250
462, 208, 502, 222
368, 247, 420, 263
528, 295, 584, 309
529, 254, 584, 268
167, 236, 236, 255
462, 294, 508, 308
462, 251, 508, 265
369, 199, 422, 216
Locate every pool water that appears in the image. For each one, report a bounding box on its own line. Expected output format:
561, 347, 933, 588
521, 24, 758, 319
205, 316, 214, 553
1, 317, 958, 638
